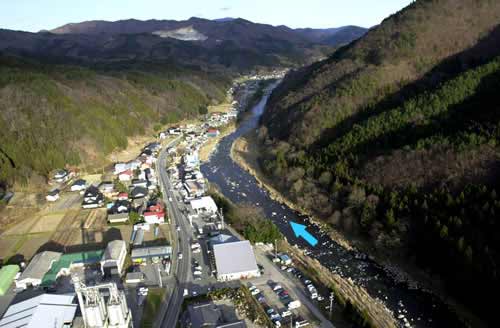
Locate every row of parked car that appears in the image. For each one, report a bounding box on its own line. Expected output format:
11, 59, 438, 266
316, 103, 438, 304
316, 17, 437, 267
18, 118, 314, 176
278, 264, 325, 302
248, 282, 308, 328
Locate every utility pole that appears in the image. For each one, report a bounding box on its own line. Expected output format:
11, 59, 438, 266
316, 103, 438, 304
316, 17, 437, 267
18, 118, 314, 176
274, 239, 278, 260
219, 207, 224, 229
329, 291, 335, 318
158, 264, 163, 288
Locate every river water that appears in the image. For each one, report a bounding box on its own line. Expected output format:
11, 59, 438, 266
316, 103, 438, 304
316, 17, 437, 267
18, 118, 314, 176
201, 84, 465, 328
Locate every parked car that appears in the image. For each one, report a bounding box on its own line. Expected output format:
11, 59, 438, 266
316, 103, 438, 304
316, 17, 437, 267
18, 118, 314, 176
287, 300, 302, 310
256, 294, 266, 303
251, 288, 261, 296
193, 270, 202, 276
273, 284, 283, 291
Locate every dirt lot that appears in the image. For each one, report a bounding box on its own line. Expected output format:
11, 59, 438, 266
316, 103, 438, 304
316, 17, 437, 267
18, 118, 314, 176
16, 232, 52, 259
30, 213, 66, 233
0, 235, 22, 261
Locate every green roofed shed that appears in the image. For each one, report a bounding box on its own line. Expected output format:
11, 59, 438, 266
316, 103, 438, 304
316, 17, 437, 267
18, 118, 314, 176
41, 250, 103, 287
0, 265, 20, 295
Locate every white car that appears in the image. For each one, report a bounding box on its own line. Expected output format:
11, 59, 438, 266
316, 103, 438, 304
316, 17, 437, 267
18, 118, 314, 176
248, 285, 256, 291
178, 252, 183, 260
272, 285, 282, 291
251, 288, 261, 296
193, 270, 202, 276
183, 289, 188, 297
192, 247, 201, 254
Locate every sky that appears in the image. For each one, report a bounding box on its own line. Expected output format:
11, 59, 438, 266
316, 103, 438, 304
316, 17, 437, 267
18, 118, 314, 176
0, 0, 414, 32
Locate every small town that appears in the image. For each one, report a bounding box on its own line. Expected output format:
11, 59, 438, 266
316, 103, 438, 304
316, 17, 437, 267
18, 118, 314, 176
0, 73, 335, 328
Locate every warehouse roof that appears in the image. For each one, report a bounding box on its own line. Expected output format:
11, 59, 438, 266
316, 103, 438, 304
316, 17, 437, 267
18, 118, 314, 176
0, 293, 77, 328
18, 251, 62, 282
131, 246, 172, 259
102, 240, 126, 262
0, 265, 19, 296
213, 241, 258, 276
41, 250, 103, 287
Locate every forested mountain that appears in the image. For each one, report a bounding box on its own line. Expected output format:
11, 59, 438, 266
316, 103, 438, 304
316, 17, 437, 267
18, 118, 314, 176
259, 0, 500, 324
295, 25, 368, 46
0, 55, 229, 185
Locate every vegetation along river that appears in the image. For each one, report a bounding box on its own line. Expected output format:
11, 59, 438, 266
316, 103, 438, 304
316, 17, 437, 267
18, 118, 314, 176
200, 82, 465, 328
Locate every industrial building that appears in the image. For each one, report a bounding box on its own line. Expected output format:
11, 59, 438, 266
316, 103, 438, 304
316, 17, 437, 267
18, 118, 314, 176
15, 251, 62, 290
0, 265, 19, 296
0, 293, 77, 328
41, 250, 104, 288
73, 277, 132, 328
101, 240, 127, 277
212, 240, 260, 281
131, 246, 172, 264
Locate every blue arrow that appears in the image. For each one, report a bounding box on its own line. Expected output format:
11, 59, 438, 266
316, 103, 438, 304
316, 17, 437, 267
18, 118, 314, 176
290, 221, 318, 247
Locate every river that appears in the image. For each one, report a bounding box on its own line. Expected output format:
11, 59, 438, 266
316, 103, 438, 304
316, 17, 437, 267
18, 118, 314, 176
201, 82, 465, 328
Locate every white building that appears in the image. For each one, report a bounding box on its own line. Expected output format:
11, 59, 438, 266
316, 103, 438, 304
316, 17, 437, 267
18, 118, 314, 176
213, 240, 260, 281
0, 293, 77, 328
101, 240, 127, 277
190, 196, 218, 216
74, 277, 132, 328
15, 251, 62, 289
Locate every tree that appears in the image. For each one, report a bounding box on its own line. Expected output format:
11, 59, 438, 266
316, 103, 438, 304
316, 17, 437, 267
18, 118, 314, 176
385, 209, 396, 227
439, 225, 449, 239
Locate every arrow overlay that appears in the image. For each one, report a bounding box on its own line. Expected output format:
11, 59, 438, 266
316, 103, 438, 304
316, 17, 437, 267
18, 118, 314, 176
290, 221, 318, 247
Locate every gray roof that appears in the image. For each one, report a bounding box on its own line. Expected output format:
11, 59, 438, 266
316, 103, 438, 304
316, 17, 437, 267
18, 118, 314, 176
102, 240, 126, 262
131, 246, 172, 259
187, 302, 222, 328
0, 293, 76, 328
213, 241, 258, 276
19, 251, 62, 281
209, 234, 238, 246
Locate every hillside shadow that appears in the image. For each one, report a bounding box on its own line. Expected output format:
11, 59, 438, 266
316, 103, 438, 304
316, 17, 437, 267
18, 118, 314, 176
310, 24, 500, 151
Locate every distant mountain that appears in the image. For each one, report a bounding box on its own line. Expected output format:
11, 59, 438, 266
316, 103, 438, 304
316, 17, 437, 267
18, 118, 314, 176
295, 25, 368, 46
0, 17, 342, 71
212, 17, 237, 22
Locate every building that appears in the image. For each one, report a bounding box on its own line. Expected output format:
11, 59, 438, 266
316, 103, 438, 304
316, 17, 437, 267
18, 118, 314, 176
206, 128, 220, 138
108, 212, 129, 224
101, 240, 127, 277
184, 181, 205, 199
16, 251, 62, 289
0, 293, 77, 328
74, 277, 132, 328
70, 179, 87, 192
118, 170, 133, 182
143, 202, 165, 224
41, 250, 104, 288
131, 246, 172, 264
208, 234, 238, 247
0, 265, 19, 296
82, 186, 104, 209
190, 196, 218, 216
183, 302, 246, 328
213, 241, 260, 281
45, 189, 60, 202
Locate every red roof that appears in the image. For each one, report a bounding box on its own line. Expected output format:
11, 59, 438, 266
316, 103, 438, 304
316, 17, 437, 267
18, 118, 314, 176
119, 169, 133, 176
118, 192, 128, 198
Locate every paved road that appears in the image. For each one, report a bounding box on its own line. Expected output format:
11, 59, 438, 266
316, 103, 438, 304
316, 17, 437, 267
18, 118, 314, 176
154, 137, 193, 328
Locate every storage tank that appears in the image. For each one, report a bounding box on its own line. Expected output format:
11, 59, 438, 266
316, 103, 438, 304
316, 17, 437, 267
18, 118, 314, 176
107, 303, 126, 326
85, 305, 106, 327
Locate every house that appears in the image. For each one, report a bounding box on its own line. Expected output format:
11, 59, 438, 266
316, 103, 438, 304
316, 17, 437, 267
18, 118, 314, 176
114, 163, 130, 175
118, 169, 133, 182
101, 240, 127, 277
16, 251, 62, 289
53, 169, 69, 183
46, 189, 60, 202
117, 192, 129, 201
98, 181, 114, 194
0, 294, 77, 328
130, 186, 148, 199
183, 302, 246, 328
108, 212, 129, 224
131, 179, 148, 188
206, 128, 220, 138
70, 179, 86, 192
143, 203, 165, 224
82, 186, 104, 209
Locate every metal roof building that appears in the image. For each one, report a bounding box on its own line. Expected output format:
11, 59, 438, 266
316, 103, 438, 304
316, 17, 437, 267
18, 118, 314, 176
131, 246, 172, 263
0, 293, 77, 328
213, 240, 260, 281
0, 265, 19, 296
41, 250, 104, 288
15, 251, 62, 290
101, 240, 127, 276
